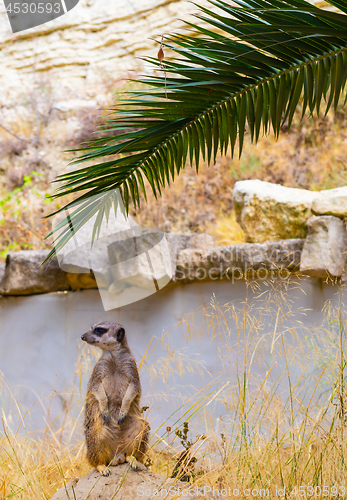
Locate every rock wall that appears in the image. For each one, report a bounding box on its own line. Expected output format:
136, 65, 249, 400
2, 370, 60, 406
0, 0, 325, 100
233, 180, 347, 279
0, 0, 205, 99
2, 179, 347, 298
0, 236, 306, 295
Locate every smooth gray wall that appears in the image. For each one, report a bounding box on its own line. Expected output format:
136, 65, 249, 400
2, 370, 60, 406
0, 277, 344, 442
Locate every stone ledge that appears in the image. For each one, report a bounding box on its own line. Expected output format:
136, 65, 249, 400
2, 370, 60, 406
1, 232, 346, 297
174, 239, 304, 283
233, 180, 347, 244
0, 238, 305, 296
0, 234, 215, 296
0, 251, 71, 296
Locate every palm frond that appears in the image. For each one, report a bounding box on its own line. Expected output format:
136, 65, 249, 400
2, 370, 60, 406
46, 0, 347, 261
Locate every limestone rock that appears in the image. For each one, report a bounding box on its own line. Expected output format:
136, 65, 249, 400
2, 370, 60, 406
175, 239, 304, 282
0, 0, 205, 99
300, 216, 347, 278
0, 232, 216, 296
0, 250, 70, 295
50, 464, 210, 500
54, 208, 136, 274
233, 180, 317, 243
166, 233, 216, 270
312, 186, 347, 218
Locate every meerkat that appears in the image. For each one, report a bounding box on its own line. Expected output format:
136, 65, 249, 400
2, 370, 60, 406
81, 321, 150, 476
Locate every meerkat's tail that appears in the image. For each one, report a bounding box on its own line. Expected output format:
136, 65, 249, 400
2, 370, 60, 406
85, 411, 120, 468
121, 416, 150, 464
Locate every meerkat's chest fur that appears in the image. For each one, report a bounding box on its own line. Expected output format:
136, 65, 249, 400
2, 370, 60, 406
88, 349, 141, 413
97, 356, 130, 406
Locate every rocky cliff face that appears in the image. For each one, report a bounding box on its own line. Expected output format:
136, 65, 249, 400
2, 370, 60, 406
0, 0, 325, 100
0, 0, 203, 99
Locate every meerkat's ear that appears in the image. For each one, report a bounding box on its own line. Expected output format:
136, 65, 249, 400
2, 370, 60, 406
116, 327, 125, 342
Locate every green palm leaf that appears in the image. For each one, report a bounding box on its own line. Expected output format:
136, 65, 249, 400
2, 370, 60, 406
46, 0, 347, 261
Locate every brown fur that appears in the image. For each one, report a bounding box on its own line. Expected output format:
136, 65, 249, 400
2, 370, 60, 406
81, 322, 149, 475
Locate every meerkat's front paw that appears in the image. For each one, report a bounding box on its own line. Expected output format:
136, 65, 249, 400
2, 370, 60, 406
101, 410, 110, 425
118, 411, 127, 425
96, 464, 111, 476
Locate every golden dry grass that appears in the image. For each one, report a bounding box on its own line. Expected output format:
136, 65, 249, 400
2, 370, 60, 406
1, 86, 347, 260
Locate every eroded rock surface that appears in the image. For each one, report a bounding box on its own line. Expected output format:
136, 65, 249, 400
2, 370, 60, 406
175, 239, 304, 282
166, 233, 216, 271
0, 250, 70, 295
50, 464, 210, 500
0, 0, 206, 97
0, 233, 217, 295
300, 216, 347, 278
233, 180, 317, 243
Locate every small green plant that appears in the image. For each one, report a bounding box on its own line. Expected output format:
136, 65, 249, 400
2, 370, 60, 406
0, 171, 42, 216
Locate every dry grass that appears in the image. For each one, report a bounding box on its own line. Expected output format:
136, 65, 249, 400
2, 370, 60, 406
132, 103, 347, 243
1, 279, 347, 499
1, 83, 347, 260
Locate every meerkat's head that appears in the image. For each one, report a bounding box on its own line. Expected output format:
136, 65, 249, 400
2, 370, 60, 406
81, 322, 126, 351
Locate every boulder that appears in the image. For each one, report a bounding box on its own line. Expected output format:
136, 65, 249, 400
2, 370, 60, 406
0, 250, 70, 295
107, 230, 172, 289
312, 186, 347, 218
53, 207, 136, 274
175, 239, 304, 282
50, 464, 211, 500
92, 232, 216, 310
233, 180, 317, 243
300, 216, 347, 278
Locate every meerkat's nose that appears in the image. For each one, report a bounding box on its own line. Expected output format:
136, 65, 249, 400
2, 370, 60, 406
81, 334, 86, 341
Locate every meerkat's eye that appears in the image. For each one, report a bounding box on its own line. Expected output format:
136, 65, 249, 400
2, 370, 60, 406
94, 327, 108, 336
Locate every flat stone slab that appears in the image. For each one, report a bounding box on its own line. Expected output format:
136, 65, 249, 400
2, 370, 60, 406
0, 238, 307, 296
312, 186, 347, 218
175, 239, 304, 282
0, 234, 215, 296
50, 464, 210, 500
0, 250, 70, 295
0, 250, 98, 295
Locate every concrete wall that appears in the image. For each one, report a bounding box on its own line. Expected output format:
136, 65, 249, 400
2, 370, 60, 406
0, 277, 344, 442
